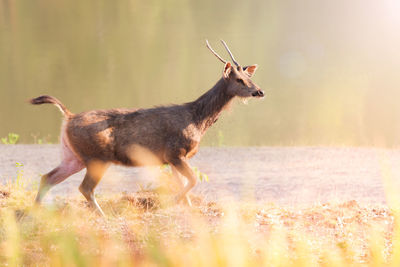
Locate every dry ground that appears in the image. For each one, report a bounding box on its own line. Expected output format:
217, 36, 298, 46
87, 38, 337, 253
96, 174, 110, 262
0, 185, 397, 266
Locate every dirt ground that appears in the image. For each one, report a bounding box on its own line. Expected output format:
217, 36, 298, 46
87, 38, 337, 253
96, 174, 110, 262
1, 144, 400, 205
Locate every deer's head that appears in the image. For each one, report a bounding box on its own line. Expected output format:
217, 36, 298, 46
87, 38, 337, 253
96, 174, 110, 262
206, 40, 264, 99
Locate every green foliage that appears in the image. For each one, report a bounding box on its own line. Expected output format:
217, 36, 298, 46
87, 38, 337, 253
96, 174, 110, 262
137, 181, 154, 191
1, 133, 19, 145
160, 164, 209, 182
161, 164, 171, 172
14, 163, 25, 188
192, 166, 209, 182
31, 133, 52, 144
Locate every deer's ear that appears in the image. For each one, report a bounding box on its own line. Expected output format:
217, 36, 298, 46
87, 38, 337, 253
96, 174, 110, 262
243, 64, 258, 77
223, 62, 232, 80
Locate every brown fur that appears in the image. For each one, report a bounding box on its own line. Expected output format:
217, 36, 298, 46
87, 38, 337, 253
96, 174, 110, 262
31, 54, 263, 215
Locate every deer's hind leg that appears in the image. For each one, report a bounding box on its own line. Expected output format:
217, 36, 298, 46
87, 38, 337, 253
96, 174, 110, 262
35, 142, 84, 203
79, 161, 109, 217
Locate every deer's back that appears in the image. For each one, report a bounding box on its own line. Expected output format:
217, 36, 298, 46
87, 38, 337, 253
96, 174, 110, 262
65, 105, 201, 166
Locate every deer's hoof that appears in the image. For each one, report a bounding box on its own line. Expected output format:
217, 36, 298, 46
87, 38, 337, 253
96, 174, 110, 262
174, 195, 182, 204
183, 196, 192, 207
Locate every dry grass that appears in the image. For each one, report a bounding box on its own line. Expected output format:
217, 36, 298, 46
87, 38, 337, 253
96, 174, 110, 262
0, 183, 399, 266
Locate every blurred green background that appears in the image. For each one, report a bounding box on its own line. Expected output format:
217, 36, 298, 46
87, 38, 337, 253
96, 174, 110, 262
1, 0, 400, 146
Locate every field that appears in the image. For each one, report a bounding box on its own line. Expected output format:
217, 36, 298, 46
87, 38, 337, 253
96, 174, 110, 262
0, 185, 399, 266
2, 0, 400, 265
1, 145, 400, 266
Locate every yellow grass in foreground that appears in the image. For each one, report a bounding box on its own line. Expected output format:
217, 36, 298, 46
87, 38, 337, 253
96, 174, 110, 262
0, 184, 399, 267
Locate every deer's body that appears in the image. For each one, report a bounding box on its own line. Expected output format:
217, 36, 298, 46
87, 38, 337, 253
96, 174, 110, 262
66, 78, 232, 166
31, 41, 264, 216
68, 106, 195, 166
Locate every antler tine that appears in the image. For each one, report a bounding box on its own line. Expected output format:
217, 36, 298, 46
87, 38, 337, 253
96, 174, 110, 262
206, 40, 227, 64
220, 40, 240, 67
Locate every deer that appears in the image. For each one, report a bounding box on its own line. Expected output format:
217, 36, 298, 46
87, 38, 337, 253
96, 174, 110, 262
30, 40, 264, 216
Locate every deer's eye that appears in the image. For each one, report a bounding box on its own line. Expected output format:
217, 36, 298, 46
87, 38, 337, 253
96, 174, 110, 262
236, 78, 245, 85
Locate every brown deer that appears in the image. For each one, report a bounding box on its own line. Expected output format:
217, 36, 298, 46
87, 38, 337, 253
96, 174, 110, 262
30, 40, 264, 216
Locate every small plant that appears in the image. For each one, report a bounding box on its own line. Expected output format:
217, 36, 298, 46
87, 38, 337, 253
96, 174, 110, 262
31, 133, 52, 144
160, 164, 171, 173
192, 166, 209, 182
160, 164, 209, 182
1, 133, 19, 145
136, 181, 154, 191
14, 162, 25, 188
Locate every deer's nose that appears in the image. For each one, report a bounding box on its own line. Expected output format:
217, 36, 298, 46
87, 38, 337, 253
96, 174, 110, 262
252, 90, 264, 97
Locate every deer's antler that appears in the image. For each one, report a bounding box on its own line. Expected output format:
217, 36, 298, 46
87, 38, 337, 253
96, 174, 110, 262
206, 40, 227, 64
220, 40, 240, 67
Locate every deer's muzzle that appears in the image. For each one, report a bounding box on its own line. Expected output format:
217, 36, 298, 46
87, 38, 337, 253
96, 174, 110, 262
252, 90, 264, 98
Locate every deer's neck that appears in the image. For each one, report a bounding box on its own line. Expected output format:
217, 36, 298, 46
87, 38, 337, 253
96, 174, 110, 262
190, 78, 234, 134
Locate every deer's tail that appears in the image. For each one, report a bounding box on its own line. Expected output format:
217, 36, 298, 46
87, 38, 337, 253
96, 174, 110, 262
30, 95, 73, 118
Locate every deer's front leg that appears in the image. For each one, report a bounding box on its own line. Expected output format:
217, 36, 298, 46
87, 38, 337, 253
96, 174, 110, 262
170, 159, 197, 206
170, 165, 192, 206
